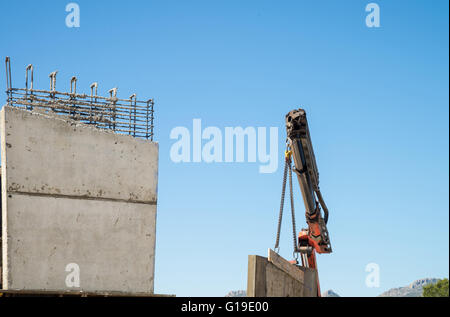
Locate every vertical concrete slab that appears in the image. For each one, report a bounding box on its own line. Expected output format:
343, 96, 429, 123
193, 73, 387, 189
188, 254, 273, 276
1, 106, 159, 293
247, 249, 318, 297
247, 255, 267, 297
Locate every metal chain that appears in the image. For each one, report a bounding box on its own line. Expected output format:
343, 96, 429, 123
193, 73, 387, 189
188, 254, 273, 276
288, 162, 298, 253
274, 156, 288, 252
275, 145, 299, 255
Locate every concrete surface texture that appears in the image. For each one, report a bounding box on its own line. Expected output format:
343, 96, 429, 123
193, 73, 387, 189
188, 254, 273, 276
247, 249, 318, 297
1, 106, 159, 293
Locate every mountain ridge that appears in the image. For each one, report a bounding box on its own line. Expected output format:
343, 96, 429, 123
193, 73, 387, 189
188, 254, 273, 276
226, 278, 441, 297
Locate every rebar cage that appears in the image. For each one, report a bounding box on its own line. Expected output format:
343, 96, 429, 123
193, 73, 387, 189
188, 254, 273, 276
4, 57, 154, 140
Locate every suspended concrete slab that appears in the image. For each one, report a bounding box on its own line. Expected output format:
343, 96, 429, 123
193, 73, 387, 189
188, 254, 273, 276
247, 248, 318, 297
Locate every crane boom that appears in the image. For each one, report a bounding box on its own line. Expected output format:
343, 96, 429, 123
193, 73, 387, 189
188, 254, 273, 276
285, 109, 332, 255
273, 108, 332, 296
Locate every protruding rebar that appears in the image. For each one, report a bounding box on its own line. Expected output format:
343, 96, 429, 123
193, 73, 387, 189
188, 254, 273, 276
49, 71, 58, 92
108, 87, 117, 99
146, 99, 150, 139
90, 82, 98, 97
4, 58, 154, 140
70, 76, 77, 94
130, 94, 137, 137
25, 64, 34, 110
89, 82, 98, 122
26, 64, 34, 91
150, 99, 154, 141
108, 88, 118, 130
5, 57, 12, 103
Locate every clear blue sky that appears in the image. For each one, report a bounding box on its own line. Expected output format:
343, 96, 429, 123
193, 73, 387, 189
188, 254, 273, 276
1, 0, 448, 296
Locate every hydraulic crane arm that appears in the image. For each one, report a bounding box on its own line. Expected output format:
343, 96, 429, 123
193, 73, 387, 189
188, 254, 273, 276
273, 108, 332, 297
285, 109, 332, 255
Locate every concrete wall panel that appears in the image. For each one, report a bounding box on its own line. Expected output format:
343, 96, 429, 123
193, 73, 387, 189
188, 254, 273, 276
2, 106, 158, 203
5, 193, 156, 292
247, 252, 318, 297
1, 106, 159, 293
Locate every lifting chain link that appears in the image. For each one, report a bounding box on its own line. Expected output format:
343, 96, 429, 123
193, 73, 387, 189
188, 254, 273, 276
274, 144, 298, 255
